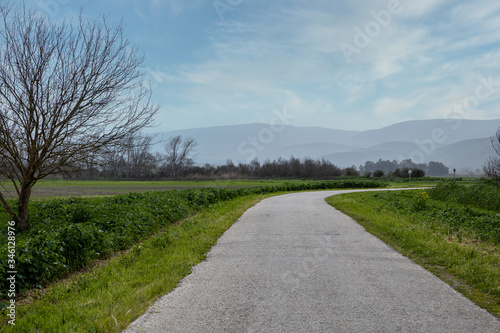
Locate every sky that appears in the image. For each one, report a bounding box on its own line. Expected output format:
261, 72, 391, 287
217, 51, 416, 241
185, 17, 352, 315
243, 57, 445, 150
24, 0, 500, 131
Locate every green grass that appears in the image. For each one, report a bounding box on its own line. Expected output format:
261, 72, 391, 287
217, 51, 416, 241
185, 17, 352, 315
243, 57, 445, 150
0, 193, 276, 332
1, 176, 461, 200
0, 179, 307, 200
326, 190, 500, 317
429, 180, 500, 211
0, 177, 480, 199
374, 176, 478, 188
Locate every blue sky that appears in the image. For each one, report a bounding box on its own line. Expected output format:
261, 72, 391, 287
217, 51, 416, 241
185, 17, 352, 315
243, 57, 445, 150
28, 0, 500, 131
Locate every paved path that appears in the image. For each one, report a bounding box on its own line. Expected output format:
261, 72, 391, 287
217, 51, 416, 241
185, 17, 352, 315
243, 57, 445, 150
124, 190, 500, 332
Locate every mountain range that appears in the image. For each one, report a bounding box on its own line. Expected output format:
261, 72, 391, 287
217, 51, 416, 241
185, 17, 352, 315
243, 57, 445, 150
152, 119, 500, 173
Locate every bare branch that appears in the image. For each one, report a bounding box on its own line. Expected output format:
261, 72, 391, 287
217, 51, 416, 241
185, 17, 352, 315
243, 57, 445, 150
491, 127, 500, 157
0, 2, 158, 229
164, 136, 198, 177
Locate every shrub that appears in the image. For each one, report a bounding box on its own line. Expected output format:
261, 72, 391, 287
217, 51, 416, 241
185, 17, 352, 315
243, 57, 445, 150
391, 168, 425, 178
429, 181, 500, 212
368, 190, 500, 244
411, 191, 429, 212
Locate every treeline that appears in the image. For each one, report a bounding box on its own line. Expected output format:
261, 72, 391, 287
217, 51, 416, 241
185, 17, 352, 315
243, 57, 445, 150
359, 159, 449, 177
74, 155, 449, 180
70, 136, 450, 180
187, 158, 448, 179
76, 155, 344, 180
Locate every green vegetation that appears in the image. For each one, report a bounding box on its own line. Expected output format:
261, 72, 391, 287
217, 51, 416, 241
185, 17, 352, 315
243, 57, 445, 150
0, 177, 472, 200
1, 180, 384, 300
1, 178, 387, 200
376, 176, 455, 188
429, 180, 500, 211
0, 179, 315, 200
0, 193, 274, 332
326, 185, 500, 316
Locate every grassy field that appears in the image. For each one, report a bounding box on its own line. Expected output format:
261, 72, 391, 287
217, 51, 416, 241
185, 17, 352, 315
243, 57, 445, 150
0, 179, 317, 199
326, 188, 500, 317
0, 176, 469, 199
0, 193, 279, 332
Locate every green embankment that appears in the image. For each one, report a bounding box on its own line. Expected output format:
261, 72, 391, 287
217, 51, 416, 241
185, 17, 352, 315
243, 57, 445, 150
326, 183, 500, 317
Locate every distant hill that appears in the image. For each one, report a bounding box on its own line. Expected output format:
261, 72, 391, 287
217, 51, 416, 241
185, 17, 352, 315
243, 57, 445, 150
434, 137, 497, 171
153, 119, 500, 172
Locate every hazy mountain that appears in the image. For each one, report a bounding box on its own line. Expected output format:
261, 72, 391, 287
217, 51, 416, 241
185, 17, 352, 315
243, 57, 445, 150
153, 119, 500, 172
267, 142, 355, 160
325, 142, 418, 168
348, 119, 496, 147
434, 138, 498, 171
154, 123, 358, 164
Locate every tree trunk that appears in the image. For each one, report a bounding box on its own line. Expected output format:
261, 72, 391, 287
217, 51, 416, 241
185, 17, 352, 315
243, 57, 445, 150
16, 183, 33, 231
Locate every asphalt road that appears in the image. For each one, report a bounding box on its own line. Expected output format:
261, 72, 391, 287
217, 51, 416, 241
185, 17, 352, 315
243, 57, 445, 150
124, 190, 500, 332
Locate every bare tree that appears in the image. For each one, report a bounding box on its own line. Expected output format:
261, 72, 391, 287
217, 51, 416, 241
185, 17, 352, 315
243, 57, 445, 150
164, 135, 197, 177
492, 126, 500, 156
122, 135, 159, 178
0, 3, 158, 230
483, 157, 500, 184
483, 127, 500, 184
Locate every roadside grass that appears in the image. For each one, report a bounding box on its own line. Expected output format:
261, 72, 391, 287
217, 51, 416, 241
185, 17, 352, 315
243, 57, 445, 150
375, 176, 477, 189
0, 193, 276, 332
326, 190, 500, 317
429, 180, 500, 211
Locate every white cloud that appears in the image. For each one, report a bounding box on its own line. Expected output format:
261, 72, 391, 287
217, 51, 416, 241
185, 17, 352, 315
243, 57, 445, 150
139, 0, 500, 130
399, 0, 451, 18
450, 1, 500, 26
374, 97, 417, 117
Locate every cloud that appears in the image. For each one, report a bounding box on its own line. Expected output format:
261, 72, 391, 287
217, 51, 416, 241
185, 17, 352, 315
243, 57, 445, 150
374, 97, 417, 117
399, 0, 451, 18
138, 0, 500, 130
162, 0, 205, 15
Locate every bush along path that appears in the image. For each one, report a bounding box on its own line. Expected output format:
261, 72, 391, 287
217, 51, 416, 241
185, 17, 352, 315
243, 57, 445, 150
0, 180, 384, 300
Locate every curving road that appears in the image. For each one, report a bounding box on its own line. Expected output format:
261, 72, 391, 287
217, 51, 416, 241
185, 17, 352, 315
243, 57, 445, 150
124, 190, 500, 332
